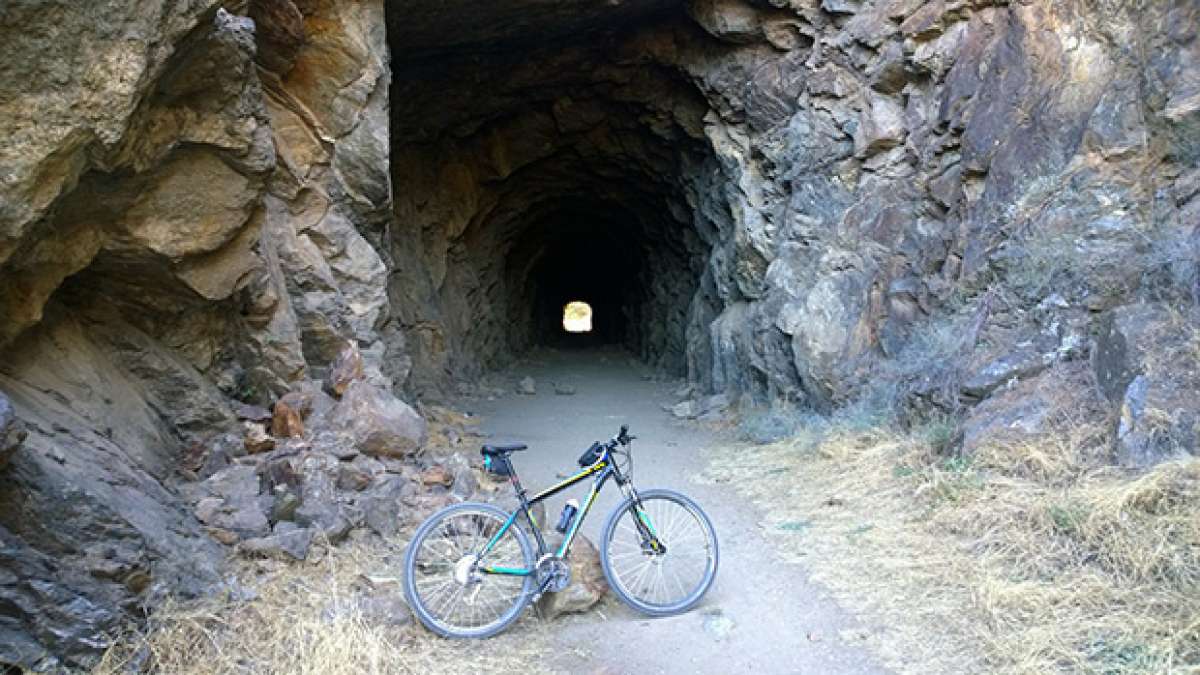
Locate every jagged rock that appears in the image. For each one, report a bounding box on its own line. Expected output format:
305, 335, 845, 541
243, 422, 276, 454
198, 465, 271, 540
337, 463, 373, 491
419, 464, 453, 488
672, 400, 701, 419
329, 381, 427, 458
535, 534, 607, 620
361, 476, 414, 537
272, 398, 305, 438
328, 341, 366, 398
239, 522, 314, 561
517, 376, 537, 395
962, 335, 1059, 399
1093, 304, 1200, 467
0, 393, 27, 469
233, 402, 274, 423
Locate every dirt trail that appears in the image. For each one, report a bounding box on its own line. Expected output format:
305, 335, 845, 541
464, 348, 887, 675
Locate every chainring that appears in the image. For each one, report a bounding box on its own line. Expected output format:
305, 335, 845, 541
536, 555, 571, 593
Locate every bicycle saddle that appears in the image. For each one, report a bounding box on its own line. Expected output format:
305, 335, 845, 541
481, 443, 528, 456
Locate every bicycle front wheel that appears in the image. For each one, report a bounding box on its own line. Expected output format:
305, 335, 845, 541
403, 502, 534, 638
600, 489, 718, 616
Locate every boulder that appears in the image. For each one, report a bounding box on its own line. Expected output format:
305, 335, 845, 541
535, 534, 607, 620
294, 453, 353, 543
328, 381, 427, 458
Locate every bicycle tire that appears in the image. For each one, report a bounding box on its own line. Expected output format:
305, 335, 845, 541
599, 489, 719, 616
403, 502, 535, 638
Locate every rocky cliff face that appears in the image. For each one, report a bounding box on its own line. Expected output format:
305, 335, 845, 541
0, 0, 396, 667
1, 0, 1197, 668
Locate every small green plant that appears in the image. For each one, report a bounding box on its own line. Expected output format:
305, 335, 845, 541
1047, 503, 1089, 537
941, 455, 972, 474
914, 415, 961, 455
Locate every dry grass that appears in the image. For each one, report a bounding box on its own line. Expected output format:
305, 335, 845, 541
702, 421, 1200, 674
94, 534, 552, 675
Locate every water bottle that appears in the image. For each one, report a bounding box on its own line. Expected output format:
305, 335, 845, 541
555, 499, 579, 533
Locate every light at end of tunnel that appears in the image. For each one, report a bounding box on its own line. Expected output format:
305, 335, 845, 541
563, 301, 593, 333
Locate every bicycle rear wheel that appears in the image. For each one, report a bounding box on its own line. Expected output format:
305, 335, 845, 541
403, 502, 534, 638
600, 489, 718, 616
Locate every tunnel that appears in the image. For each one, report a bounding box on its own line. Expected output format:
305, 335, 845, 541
384, 1, 723, 394
506, 202, 644, 349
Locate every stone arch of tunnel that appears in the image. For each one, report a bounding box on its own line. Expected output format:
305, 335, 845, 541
384, 3, 729, 394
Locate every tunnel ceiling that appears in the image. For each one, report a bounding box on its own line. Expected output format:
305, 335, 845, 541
386, 0, 682, 55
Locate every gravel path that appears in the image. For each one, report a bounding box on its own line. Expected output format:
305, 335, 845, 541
464, 348, 887, 675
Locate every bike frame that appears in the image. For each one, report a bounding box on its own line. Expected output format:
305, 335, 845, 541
475, 446, 655, 578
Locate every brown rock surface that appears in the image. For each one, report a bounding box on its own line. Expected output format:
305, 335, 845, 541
271, 398, 305, 438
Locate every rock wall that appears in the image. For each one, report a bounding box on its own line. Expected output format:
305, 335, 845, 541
0, 0, 398, 667
385, 0, 1199, 459
0, 0, 1197, 668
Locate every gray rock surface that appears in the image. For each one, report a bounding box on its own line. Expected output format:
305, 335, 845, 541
329, 381, 428, 458
1093, 303, 1200, 467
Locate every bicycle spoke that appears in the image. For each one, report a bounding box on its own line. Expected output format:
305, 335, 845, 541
408, 507, 530, 634
605, 494, 715, 611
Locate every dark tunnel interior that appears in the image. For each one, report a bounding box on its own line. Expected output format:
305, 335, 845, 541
507, 205, 645, 349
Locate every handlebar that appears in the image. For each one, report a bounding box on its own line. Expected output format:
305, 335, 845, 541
612, 424, 636, 447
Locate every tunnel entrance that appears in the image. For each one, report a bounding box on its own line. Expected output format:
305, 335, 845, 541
384, 2, 721, 394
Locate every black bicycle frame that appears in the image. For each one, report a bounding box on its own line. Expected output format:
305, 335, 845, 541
476, 449, 648, 577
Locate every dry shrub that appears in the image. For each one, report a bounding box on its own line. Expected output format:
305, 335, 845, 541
703, 418, 1200, 674
94, 535, 551, 675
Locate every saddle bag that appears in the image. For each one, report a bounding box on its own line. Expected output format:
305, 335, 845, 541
483, 453, 513, 477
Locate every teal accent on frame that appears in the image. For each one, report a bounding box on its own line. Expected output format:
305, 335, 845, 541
480, 511, 518, 557
482, 566, 533, 576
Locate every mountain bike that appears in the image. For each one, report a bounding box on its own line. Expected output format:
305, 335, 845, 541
402, 425, 719, 638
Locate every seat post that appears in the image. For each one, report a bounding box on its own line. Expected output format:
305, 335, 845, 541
506, 456, 527, 497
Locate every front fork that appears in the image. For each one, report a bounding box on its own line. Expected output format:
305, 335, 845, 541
620, 483, 666, 554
